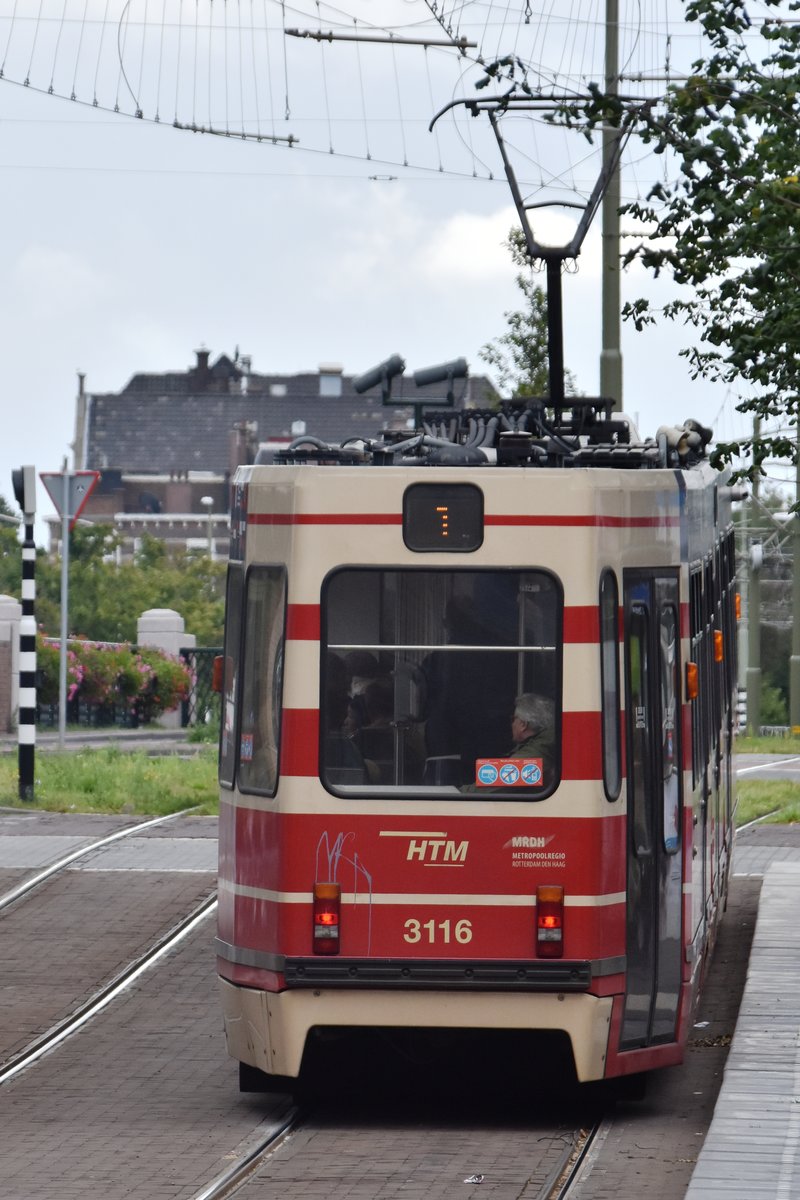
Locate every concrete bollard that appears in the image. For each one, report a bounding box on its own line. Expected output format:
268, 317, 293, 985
137, 608, 196, 729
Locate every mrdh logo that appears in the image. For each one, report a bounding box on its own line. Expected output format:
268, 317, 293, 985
503, 835, 556, 850
379, 830, 468, 865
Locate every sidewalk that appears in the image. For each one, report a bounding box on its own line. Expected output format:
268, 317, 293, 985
0, 726, 194, 755
686, 830, 800, 1197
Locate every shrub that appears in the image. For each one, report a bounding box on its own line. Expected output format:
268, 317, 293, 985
36, 635, 192, 720
37, 634, 84, 705
134, 647, 192, 718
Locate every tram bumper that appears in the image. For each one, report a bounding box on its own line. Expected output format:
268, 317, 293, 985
219, 977, 613, 1083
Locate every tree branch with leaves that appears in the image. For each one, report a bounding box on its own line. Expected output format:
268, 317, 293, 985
549, 0, 800, 475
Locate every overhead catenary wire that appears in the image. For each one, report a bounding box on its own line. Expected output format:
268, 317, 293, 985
0, 2, 768, 196
353, 18, 371, 160
70, 0, 92, 101
317, 0, 335, 153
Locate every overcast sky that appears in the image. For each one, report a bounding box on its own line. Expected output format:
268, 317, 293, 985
0, 1, 755, 537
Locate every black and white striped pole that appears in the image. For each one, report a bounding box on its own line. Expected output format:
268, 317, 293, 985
12, 466, 36, 802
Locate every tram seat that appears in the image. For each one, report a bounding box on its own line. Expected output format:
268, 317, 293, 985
326, 766, 367, 786
422, 755, 461, 786
324, 732, 368, 786
355, 727, 395, 784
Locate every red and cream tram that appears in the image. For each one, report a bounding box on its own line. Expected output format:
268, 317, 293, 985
215, 399, 737, 1093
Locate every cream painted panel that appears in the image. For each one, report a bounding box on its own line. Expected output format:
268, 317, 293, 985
232, 778, 624, 820
263, 987, 613, 1081
219, 977, 273, 1072
243, 465, 685, 606
562, 644, 600, 710
282, 642, 320, 709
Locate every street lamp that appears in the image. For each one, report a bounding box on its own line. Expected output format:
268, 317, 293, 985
200, 495, 214, 559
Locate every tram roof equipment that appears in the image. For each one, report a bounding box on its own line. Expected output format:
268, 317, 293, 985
273, 397, 714, 473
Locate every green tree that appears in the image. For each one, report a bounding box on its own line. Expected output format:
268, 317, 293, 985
0, 495, 19, 597
559, 0, 800, 474
33, 524, 224, 646
480, 227, 578, 397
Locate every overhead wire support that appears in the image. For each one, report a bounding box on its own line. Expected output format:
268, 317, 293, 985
284, 29, 477, 50
171, 119, 297, 145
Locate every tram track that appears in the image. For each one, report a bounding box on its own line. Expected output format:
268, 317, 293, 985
178, 1110, 614, 1200
545, 1116, 612, 1199
0, 806, 201, 913
0, 890, 217, 1086
191, 1107, 299, 1200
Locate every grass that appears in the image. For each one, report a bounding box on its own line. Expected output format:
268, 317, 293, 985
736, 780, 800, 827
0, 732, 797, 822
0, 745, 218, 816
733, 734, 800, 827
734, 734, 800, 755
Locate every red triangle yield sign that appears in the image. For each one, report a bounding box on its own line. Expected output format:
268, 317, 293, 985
40, 470, 101, 530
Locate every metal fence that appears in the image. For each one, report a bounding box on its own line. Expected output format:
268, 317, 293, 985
180, 646, 222, 729
36, 695, 146, 729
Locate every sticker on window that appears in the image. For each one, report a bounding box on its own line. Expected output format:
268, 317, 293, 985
475, 759, 544, 787
240, 732, 254, 762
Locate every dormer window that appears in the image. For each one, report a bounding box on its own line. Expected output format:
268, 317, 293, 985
319, 363, 343, 397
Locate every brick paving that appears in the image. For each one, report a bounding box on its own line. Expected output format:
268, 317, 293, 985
240, 1120, 575, 1199
0, 920, 289, 1200
0, 868, 216, 1063
0, 811, 217, 1065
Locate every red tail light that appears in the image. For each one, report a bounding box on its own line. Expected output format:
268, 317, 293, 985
313, 882, 341, 955
536, 885, 564, 958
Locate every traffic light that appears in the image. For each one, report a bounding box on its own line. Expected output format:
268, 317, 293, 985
11, 466, 36, 515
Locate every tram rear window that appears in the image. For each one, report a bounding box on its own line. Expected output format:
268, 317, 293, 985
322, 568, 562, 797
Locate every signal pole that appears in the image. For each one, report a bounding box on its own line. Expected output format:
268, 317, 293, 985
12, 467, 36, 801
746, 419, 762, 736
790, 426, 800, 733
600, 0, 623, 411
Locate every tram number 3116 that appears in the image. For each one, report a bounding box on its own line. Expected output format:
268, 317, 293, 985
403, 918, 473, 944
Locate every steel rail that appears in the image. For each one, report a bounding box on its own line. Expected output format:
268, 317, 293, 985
0, 892, 217, 1086
191, 1107, 299, 1200
545, 1116, 613, 1199
0, 806, 202, 914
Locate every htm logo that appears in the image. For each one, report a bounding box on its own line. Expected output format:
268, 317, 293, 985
379, 830, 468, 866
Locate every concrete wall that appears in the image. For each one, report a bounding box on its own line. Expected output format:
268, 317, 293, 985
0, 595, 21, 733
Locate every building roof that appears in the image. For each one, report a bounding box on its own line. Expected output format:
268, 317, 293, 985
83, 350, 499, 476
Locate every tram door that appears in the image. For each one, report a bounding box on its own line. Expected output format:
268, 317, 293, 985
620, 572, 683, 1049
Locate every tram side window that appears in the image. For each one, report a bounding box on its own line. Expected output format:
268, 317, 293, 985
689, 567, 704, 786
723, 530, 738, 705
219, 565, 244, 789
237, 567, 286, 797
660, 605, 681, 854
627, 604, 652, 856
709, 552, 722, 739
599, 571, 621, 800
321, 568, 562, 797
